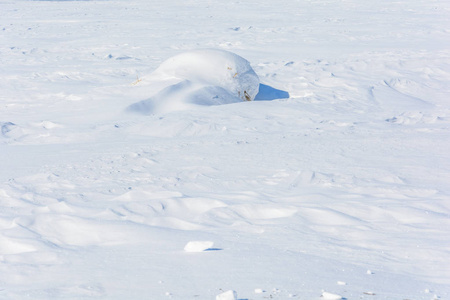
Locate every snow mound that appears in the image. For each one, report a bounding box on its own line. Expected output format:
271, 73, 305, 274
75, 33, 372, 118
184, 241, 214, 252
321, 291, 343, 300
128, 49, 259, 114
216, 290, 238, 300
154, 49, 259, 101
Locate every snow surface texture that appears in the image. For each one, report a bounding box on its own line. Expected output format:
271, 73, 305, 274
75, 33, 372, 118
128, 49, 260, 114
1, 0, 450, 299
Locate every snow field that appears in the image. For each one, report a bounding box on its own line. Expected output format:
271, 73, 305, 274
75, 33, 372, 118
1, 0, 450, 299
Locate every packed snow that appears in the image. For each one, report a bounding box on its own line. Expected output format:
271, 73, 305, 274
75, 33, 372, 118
1, 0, 450, 299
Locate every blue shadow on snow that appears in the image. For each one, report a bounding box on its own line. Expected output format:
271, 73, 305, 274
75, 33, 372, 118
254, 84, 290, 101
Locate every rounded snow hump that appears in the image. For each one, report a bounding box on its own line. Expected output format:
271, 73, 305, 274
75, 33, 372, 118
128, 49, 260, 114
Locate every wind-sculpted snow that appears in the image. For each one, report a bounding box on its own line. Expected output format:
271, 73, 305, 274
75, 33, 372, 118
1, 0, 450, 299
128, 49, 260, 114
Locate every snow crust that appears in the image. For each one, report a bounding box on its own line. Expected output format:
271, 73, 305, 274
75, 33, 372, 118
1, 0, 450, 299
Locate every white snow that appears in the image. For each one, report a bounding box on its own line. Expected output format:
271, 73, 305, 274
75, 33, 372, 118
321, 291, 343, 300
1, 0, 450, 299
128, 49, 259, 114
183, 241, 215, 252
216, 290, 238, 300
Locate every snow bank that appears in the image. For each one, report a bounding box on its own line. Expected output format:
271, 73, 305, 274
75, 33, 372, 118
128, 49, 259, 114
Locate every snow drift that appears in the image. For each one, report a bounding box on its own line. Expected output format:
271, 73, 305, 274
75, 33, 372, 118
127, 49, 259, 114
2, 0, 450, 299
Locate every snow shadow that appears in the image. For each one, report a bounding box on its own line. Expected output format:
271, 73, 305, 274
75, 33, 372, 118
254, 84, 289, 101
203, 248, 223, 251
1, 122, 16, 136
